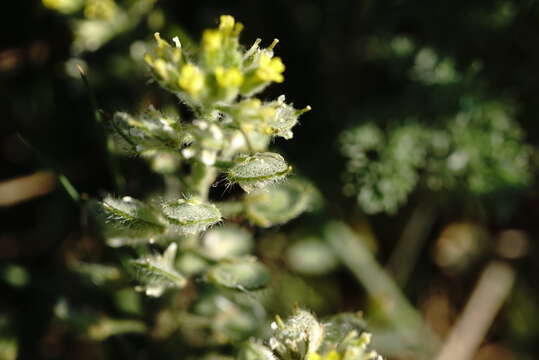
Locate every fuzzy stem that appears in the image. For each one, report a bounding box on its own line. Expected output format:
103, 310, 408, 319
189, 161, 218, 200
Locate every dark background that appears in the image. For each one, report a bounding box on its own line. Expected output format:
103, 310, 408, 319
2, 0, 539, 359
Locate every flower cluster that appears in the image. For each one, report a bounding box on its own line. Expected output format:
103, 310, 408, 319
89, 15, 317, 307
240, 310, 382, 360
144, 16, 289, 106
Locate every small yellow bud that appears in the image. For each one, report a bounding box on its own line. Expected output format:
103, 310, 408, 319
219, 15, 243, 36
153, 59, 169, 81
179, 63, 205, 96
245, 99, 262, 108
202, 29, 222, 52
144, 53, 155, 66
219, 15, 236, 34
215, 67, 244, 88
256, 53, 285, 83
260, 106, 276, 119
306, 354, 322, 360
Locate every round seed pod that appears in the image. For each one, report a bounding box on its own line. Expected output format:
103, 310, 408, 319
91, 196, 166, 240
244, 178, 321, 228
207, 257, 270, 290
161, 198, 222, 235
227, 152, 292, 193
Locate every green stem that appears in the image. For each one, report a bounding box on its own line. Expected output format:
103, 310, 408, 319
324, 220, 439, 358
18, 134, 80, 203
78, 68, 125, 192
189, 161, 218, 200
238, 126, 255, 154
387, 200, 437, 287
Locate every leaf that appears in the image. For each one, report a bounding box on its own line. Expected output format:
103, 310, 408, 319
130, 243, 186, 297
161, 198, 222, 235
286, 237, 339, 276
200, 224, 254, 261
227, 152, 291, 193
244, 178, 320, 227
239, 341, 277, 360
113, 107, 184, 153
207, 257, 269, 290
91, 196, 166, 240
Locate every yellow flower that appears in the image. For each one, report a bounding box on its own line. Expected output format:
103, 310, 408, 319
219, 15, 235, 33
219, 15, 243, 36
306, 350, 342, 360
215, 67, 244, 88
202, 29, 222, 52
260, 106, 276, 119
179, 63, 204, 96
256, 53, 285, 83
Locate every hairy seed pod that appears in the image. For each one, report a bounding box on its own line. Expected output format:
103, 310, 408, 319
207, 257, 269, 290
130, 243, 186, 297
161, 198, 222, 235
92, 196, 166, 240
227, 152, 291, 193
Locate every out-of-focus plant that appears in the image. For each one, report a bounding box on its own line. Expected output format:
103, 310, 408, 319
42, 0, 158, 54
93, 14, 313, 296
340, 99, 533, 214
67, 14, 337, 356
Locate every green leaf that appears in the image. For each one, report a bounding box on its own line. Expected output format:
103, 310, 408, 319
207, 258, 269, 290
113, 107, 184, 153
239, 341, 277, 360
286, 237, 339, 276
227, 152, 291, 193
244, 178, 320, 227
200, 224, 254, 261
130, 243, 186, 297
91, 196, 166, 240
161, 198, 222, 235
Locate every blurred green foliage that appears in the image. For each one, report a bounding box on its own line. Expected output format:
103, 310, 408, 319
2, 1, 539, 359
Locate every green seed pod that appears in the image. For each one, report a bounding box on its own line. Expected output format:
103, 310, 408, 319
320, 313, 367, 353
239, 341, 277, 360
113, 107, 184, 153
130, 243, 186, 297
161, 198, 222, 235
207, 257, 269, 290
286, 237, 339, 276
269, 309, 324, 356
244, 178, 321, 227
200, 224, 254, 261
91, 196, 166, 240
264, 95, 311, 140
227, 152, 292, 193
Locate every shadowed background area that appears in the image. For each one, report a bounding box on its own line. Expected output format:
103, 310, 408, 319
1, 1, 539, 359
